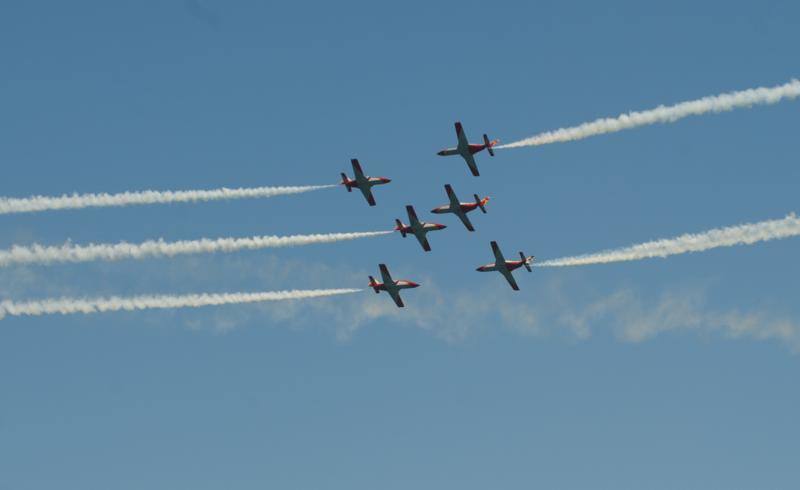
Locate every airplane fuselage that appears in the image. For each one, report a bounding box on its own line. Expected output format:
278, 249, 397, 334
437, 144, 488, 157
398, 222, 446, 238
374, 280, 419, 290
431, 201, 480, 215
476, 260, 526, 273
343, 176, 391, 190
370, 280, 420, 295
437, 147, 459, 156
398, 222, 446, 235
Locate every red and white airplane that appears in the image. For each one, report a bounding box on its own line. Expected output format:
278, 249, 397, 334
369, 264, 419, 308
394, 205, 447, 252
476, 241, 534, 291
340, 158, 391, 206
437, 121, 498, 177
431, 184, 489, 232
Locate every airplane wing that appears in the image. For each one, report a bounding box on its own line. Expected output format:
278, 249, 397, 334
491, 242, 518, 289
415, 233, 432, 252
388, 289, 405, 308
491, 241, 506, 266
455, 122, 469, 149
457, 211, 475, 232
351, 159, 376, 205
444, 184, 460, 208
500, 268, 520, 291
359, 186, 376, 206
351, 159, 366, 180
460, 152, 480, 177
379, 264, 405, 306
379, 264, 394, 285
406, 205, 421, 228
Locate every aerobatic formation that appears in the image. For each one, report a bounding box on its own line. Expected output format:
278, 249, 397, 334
1, 79, 799, 319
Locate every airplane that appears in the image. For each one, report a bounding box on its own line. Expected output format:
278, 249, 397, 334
436, 121, 499, 177
369, 263, 420, 308
340, 158, 391, 206
430, 184, 489, 232
476, 241, 534, 291
394, 205, 447, 252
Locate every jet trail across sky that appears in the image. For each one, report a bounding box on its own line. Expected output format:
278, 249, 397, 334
0, 231, 392, 267
536, 213, 800, 268
0, 288, 362, 319
0, 184, 337, 215
498, 79, 800, 149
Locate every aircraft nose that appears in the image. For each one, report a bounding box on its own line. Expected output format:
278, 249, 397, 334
409, 281, 420, 288
439, 224, 447, 229
437, 150, 446, 156
384, 178, 392, 183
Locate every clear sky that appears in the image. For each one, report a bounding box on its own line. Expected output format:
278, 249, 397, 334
1, 1, 799, 488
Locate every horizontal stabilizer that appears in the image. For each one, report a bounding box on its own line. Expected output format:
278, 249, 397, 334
475, 194, 488, 213
395, 219, 407, 237
483, 134, 496, 157
520, 252, 533, 272
341, 173, 351, 191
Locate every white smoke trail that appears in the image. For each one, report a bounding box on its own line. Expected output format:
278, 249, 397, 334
498, 79, 800, 149
0, 231, 392, 267
537, 213, 800, 268
0, 184, 337, 215
0, 288, 362, 319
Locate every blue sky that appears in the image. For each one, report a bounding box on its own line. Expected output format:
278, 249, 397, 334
1, 1, 799, 488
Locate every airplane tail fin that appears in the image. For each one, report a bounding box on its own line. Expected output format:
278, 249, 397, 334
368, 276, 380, 293
395, 219, 407, 237
483, 134, 498, 156
475, 194, 489, 214
341, 173, 352, 191
520, 252, 533, 272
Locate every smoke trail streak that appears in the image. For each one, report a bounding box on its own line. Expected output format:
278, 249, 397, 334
0, 184, 337, 215
498, 79, 800, 149
536, 213, 800, 268
0, 231, 392, 267
0, 288, 362, 319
